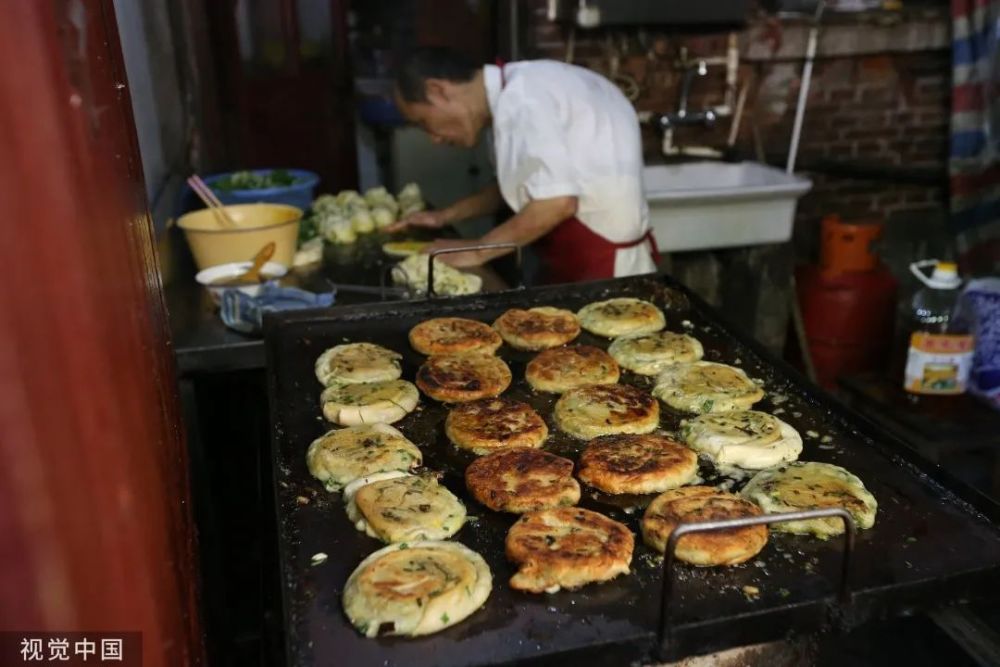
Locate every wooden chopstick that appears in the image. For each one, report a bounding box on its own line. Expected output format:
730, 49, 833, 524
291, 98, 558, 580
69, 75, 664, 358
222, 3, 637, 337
187, 175, 238, 228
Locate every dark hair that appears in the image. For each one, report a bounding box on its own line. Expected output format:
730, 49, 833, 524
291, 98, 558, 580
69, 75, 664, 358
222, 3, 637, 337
394, 47, 478, 103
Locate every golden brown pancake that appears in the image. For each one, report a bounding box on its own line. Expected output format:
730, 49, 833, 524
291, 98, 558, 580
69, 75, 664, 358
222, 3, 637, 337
445, 398, 548, 454
416, 354, 512, 403
642, 486, 768, 566
553, 383, 660, 439
525, 345, 620, 394
577, 433, 698, 494
408, 317, 503, 356
493, 307, 580, 350
465, 448, 580, 513
505, 507, 634, 593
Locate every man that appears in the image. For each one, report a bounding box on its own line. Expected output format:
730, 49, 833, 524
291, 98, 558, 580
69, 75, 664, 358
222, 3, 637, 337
388, 47, 657, 284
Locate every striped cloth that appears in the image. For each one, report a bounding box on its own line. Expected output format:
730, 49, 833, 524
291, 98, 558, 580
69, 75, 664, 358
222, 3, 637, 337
952, 0, 1000, 273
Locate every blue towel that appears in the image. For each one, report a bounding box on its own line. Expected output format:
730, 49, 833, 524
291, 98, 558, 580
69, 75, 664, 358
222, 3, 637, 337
220, 283, 335, 334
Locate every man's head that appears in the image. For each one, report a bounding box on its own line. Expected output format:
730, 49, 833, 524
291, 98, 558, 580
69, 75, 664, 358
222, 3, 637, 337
394, 47, 488, 148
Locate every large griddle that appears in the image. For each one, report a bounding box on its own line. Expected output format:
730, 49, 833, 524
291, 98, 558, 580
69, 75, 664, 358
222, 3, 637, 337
264, 275, 1000, 666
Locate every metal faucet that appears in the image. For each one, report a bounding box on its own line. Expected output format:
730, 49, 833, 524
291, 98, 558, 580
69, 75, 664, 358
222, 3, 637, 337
655, 60, 717, 130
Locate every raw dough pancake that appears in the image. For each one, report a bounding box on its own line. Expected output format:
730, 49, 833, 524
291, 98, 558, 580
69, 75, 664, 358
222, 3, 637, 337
505, 507, 634, 593
682, 410, 802, 471
445, 398, 548, 454
465, 448, 580, 513
493, 307, 580, 350
343, 540, 492, 638
553, 384, 660, 439
642, 486, 768, 566
576, 298, 665, 338
525, 345, 620, 393
382, 240, 429, 257
741, 462, 877, 538
408, 317, 502, 356
653, 361, 765, 414
321, 379, 419, 425
305, 424, 422, 492
345, 473, 466, 542
577, 433, 698, 494
315, 342, 402, 387
416, 354, 512, 403
608, 331, 704, 375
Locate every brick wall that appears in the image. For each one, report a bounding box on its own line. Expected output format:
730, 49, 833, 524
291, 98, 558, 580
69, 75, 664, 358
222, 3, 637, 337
518, 1, 952, 261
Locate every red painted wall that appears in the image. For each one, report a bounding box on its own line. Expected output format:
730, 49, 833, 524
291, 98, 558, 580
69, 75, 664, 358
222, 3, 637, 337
0, 1, 202, 664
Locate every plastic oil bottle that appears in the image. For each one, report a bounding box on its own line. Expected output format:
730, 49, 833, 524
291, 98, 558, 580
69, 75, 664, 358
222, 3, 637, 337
902, 260, 975, 395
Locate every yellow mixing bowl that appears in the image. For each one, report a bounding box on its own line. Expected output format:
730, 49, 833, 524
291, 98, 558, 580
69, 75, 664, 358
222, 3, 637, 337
177, 203, 302, 270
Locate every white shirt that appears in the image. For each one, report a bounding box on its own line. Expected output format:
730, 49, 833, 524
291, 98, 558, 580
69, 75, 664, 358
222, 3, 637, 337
484, 60, 656, 278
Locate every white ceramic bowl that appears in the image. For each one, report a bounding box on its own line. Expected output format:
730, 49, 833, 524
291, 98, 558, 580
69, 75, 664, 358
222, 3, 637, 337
195, 261, 288, 304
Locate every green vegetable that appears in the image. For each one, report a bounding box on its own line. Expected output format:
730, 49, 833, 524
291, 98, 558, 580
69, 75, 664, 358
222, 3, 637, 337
298, 213, 319, 243
212, 169, 300, 192
441, 613, 450, 624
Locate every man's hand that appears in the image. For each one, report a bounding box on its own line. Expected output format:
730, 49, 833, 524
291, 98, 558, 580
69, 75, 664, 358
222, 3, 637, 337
384, 209, 450, 233
421, 239, 487, 268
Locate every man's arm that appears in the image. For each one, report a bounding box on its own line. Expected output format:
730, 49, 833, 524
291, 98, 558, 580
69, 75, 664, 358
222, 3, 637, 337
445, 183, 503, 223
385, 183, 502, 232
425, 195, 578, 267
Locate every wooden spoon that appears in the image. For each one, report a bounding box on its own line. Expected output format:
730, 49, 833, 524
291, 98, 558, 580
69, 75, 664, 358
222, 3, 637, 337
230, 242, 276, 285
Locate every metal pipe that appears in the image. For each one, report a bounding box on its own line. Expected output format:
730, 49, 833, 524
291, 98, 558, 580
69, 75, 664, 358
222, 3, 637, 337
725, 32, 739, 110
677, 60, 707, 117
727, 83, 749, 147
546, 0, 558, 21
787, 1, 826, 174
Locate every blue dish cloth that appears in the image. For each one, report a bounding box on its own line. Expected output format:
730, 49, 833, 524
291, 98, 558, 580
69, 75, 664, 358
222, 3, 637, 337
220, 283, 335, 335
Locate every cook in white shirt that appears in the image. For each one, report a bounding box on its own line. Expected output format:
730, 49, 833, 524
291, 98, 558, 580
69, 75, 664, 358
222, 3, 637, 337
388, 47, 658, 284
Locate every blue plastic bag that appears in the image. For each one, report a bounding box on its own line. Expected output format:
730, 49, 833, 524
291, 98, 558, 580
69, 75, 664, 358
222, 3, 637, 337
956, 278, 1000, 410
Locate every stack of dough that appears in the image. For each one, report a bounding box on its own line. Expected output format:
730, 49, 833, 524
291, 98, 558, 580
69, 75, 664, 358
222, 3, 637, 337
397, 182, 426, 217
312, 182, 424, 244
306, 424, 422, 492
314, 342, 419, 425
391, 254, 483, 296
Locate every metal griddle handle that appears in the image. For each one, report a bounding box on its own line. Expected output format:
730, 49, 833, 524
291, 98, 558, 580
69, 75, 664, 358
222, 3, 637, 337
426, 242, 523, 297
656, 507, 856, 658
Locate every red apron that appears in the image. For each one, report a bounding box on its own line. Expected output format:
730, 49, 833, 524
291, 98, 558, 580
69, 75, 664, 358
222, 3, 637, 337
495, 60, 658, 284
537, 217, 659, 284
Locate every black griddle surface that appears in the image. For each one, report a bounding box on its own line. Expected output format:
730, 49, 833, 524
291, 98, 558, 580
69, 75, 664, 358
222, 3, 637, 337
265, 276, 1000, 666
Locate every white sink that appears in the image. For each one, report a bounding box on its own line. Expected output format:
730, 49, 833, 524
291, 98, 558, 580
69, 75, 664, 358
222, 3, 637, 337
644, 161, 812, 252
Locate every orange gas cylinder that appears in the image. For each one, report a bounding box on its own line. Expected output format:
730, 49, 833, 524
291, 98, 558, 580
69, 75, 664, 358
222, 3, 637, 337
820, 214, 884, 272
796, 216, 898, 388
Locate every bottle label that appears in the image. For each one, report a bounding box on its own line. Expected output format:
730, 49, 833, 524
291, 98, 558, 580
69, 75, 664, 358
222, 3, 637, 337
904, 333, 974, 394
